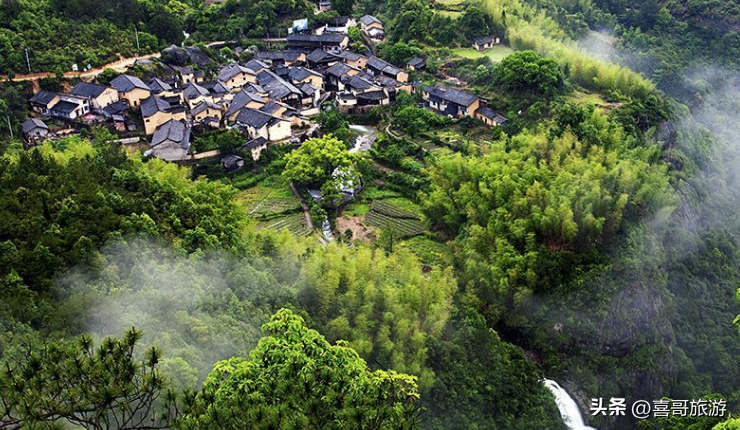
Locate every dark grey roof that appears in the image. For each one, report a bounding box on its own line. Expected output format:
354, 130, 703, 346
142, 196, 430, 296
473, 35, 496, 45
367, 56, 389, 71
287, 33, 348, 45
348, 75, 374, 90
326, 62, 354, 78
236, 107, 278, 129
202, 80, 230, 95
146, 78, 172, 93
257, 70, 302, 100
244, 136, 268, 149
476, 106, 508, 123
357, 90, 387, 101
407, 56, 426, 67
244, 59, 270, 71
110, 74, 150, 92
141, 95, 184, 117
70, 82, 109, 98
225, 90, 265, 118
103, 100, 129, 116
257, 50, 303, 62
192, 101, 221, 116
151, 120, 191, 148
183, 83, 210, 100
221, 154, 244, 167
29, 90, 58, 105
218, 64, 255, 82
339, 51, 365, 62
360, 15, 381, 26
425, 84, 479, 107
300, 83, 317, 96
288, 67, 321, 82
22, 118, 48, 133
337, 92, 356, 100
50, 100, 79, 114
307, 49, 340, 64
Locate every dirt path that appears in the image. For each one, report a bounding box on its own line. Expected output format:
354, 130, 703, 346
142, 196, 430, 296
0, 52, 161, 82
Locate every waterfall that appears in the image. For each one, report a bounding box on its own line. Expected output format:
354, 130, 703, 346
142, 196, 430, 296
544, 380, 598, 430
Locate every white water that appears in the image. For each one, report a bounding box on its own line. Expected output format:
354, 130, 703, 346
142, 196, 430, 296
348, 125, 377, 153
544, 380, 598, 430
321, 218, 334, 241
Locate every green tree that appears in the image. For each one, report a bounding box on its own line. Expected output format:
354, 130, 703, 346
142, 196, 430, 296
282, 135, 362, 201
495, 50, 565, 97
0, 329, 172, 429
460, 6, 490, 39
174, 309, 420, 430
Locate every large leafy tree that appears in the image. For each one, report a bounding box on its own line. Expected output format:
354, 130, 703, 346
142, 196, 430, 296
283, 134, 362, 200
0, 329, 172, 430
495, 50, 565, 97
175, 309, 420, 430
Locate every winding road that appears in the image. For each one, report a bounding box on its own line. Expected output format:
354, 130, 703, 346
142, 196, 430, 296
0, 52, 162, 83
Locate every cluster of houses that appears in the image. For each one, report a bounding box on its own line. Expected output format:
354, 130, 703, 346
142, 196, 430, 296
20, 14, 506, 164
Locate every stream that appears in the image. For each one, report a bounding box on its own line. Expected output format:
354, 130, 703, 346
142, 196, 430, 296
544, 380, 598, 430
348, 124, 377, 153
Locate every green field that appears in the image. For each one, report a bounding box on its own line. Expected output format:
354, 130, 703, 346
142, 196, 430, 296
236, 175, 302, 220
259, 213, 313, 236
563, 88, 608, 106
437, 10, 462, 18
451, 45, 514, 62
364, 200, 426, 238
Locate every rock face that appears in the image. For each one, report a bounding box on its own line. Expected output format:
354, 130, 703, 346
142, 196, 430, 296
161, 45, 189, 66
185, 46, 213, 67
161, 45, 213, 67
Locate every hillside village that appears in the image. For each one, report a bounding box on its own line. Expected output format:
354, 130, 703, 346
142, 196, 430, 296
20, 14, 507, 166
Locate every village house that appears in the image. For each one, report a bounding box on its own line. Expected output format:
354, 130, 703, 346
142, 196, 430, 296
316, 16, 356, 35
256, 50, 305, 67
221, 154, 245, 171
70, 82, 119, 110
406, 56, 427, 72
307, 49, 341, 69
359, 15, 384, 41
50, 94, 90, 120
287, 67, 324, 89
244, 136, 269, 160
225, 90, 266, 122
21, 118, 50, 145
339, 51, 368, 69
145, 119, 192, 162
472, 35, 500, 51
236, 107, 292, 142
256, 70, 304, 107
192, 101, 223, 126
110, 75, 152, 107
286, 33, 349, 54
182, 82, 213, 109
140, 95, 187, 135
245, 59, 271, 74
419, 83, 481, 118
218, 64, 258, 90
475, 106, 508, 127
366, 57, 408, 82
29, 90, 60, 116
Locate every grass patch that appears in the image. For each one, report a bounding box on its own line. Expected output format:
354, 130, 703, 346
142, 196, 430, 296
397, 235, 454, 267
563, 88, 607, 106
437, 10, 462, 18
451, 45, 514, 62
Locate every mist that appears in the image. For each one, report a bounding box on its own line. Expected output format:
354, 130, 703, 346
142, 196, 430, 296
54, 237, 301, 388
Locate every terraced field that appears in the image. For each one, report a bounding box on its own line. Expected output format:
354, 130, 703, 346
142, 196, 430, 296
364, 200, 426, 238
259, 213, 313, 237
